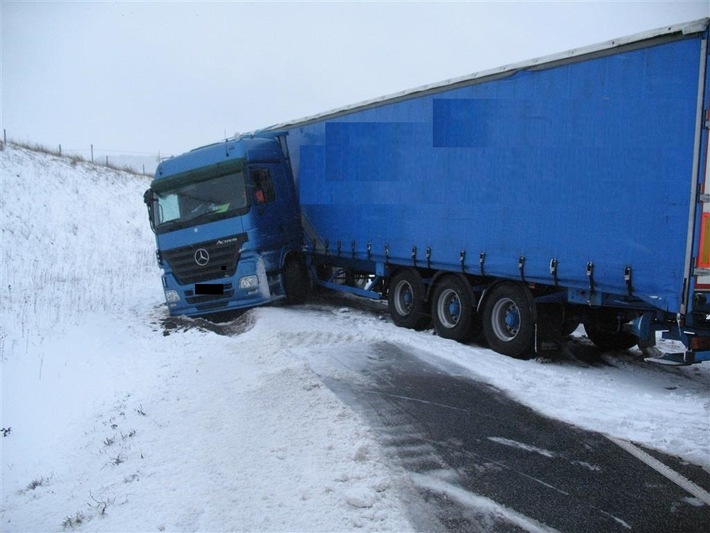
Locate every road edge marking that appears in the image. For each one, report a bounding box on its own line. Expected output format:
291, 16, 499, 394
606, 435, 710, 506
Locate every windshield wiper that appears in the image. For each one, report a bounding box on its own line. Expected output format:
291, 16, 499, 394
187, 210, 220, 225
157, 205, 239, 233
156, 211, 215, 233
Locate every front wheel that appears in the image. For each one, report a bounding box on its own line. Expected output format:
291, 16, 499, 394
482, 282, 535, 358
431, 275, 481, 342
283, 256, 310, 305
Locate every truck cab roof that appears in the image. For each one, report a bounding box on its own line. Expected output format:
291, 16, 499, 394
153, 136, 283, 187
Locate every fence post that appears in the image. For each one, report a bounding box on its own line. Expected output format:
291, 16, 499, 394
59, 144, 62, 156
91, 144, 94, 163
3, 129, 6, 144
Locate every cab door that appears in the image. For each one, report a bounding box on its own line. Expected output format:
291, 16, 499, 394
247, 162, 302, 271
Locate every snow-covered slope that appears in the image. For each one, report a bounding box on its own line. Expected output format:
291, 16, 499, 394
1, 144, 156, 351
1, 142, 708, 532
0, 144, 413, 531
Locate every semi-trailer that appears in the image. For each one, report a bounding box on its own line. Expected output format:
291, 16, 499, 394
145, 19, 710, 365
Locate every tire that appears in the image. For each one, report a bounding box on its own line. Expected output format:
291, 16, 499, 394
431, 275, 481, 342
482, 282, 535, 358
388, 269, 430, 330
583, 310, 637, 351
283, 256, 310, 305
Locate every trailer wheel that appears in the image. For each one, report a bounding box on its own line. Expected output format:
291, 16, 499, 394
283, 256, 310, 305
482, 282, 535, 358
431, 276, 481, 342
583, 310, 637, 351
388, 269, 429, 330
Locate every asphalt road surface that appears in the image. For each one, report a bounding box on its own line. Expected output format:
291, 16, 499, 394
305, 339, 710, 532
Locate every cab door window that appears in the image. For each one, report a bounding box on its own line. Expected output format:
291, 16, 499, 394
251, 168, 276, 204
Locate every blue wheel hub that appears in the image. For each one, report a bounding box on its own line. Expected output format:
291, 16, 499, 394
505, 307, 520, 331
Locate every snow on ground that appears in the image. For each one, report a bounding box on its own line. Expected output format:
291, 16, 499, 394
1, 143, 709, 532
0, 144, 414, 532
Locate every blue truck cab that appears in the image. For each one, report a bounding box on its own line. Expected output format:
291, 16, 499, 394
144, 135, 308, 316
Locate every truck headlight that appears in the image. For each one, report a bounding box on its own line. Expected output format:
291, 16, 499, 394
165, 290, 180, 303
239, 275, 259, 290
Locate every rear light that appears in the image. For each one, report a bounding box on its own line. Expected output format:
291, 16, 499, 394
689, 336, 710, 351
697, 213, 710, 268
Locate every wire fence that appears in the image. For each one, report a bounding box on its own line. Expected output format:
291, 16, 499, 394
2, 129, 159, 177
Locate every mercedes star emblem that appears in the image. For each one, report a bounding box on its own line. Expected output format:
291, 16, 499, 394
194, 248, 210, 266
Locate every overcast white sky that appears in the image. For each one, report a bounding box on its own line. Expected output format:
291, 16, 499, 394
2, 1, 709, 158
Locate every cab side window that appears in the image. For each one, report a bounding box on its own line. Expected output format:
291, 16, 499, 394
251, 168, 276, 204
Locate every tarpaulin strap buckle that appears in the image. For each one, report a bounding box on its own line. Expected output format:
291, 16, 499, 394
550, 258, 559, 286
625, 266, 633, 296
587, 262, 595, 294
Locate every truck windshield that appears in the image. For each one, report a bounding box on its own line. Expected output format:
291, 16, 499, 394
153, 170, 247, 232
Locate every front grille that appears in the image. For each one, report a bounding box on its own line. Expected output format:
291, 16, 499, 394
162, 234, 248, 285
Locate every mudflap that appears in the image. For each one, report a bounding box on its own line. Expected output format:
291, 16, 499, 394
535, 304, 564, 353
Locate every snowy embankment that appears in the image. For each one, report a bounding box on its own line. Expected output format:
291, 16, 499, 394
1, 143, 709, 532
0, 144, 413, 532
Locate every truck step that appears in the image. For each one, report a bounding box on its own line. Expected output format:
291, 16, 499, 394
644, 353, 695, 366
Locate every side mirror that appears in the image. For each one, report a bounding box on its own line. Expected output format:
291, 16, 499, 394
144, 189, 156, 231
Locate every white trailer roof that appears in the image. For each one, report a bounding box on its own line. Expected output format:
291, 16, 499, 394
260, 18, 708, 133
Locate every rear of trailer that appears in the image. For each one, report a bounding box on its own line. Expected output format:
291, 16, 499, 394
266, 19, 710, 363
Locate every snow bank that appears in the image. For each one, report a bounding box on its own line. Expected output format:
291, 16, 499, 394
1, 144, 156, 356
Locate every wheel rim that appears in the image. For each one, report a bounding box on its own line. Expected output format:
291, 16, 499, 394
437, 288, 461, 328
491, 297, 520, 341
394, 280, 414, 316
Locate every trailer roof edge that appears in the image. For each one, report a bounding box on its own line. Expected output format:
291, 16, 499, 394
258, 17, 709, 133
